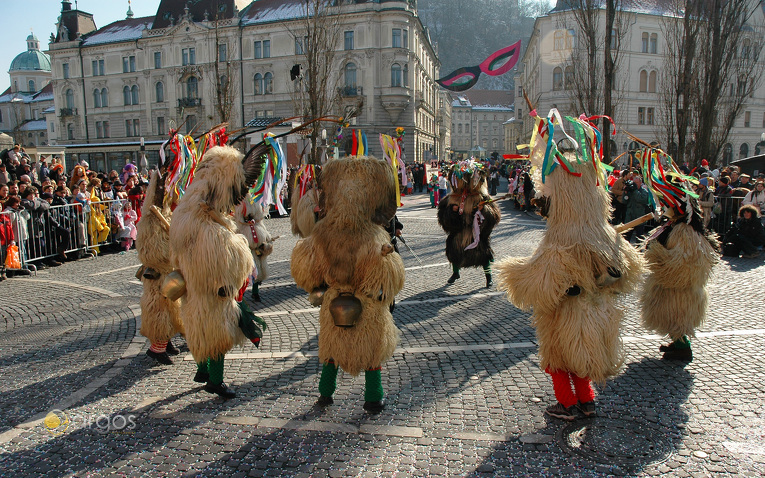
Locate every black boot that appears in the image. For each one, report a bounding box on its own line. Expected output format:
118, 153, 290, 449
146, 349, 173, 365
251, 281, 261, 302
316, 395, 334, 406
204, 382, 236, 399
165, 341, 180, 355
193, 370, 209, 383
485, 273, 493, 288
363, 400, 385, 414
447, 272, 460, 284
662, 347, 692, 362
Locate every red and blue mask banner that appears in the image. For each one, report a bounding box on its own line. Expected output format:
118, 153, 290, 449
436, 40, 522, 92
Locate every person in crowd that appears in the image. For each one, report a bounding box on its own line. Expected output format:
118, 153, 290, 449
40, 191, 69, 262
715, 176, 732, 196
742, 179, 765, 220
729, 170, 742, 189
117, 200, 138, 251
100, 180, 114, 201
738, 174, 753, 191
8, 181, 19, 198
610, 170, 628, 224
521, 171, 534, 212
427, 174, 439, 208
0, 184, 8, 206
696, 177, 715, 228
113, 181, 127, 200
39, 160, 50, 182
21, 187, 61, 268
87, 178, 110, 253
437, 172, 448, 200
48, 163, 64, 184
128, 178, 145, 222
8, 144, 22, 165
622, 173, 652, 242
722, 205, 765, 258
489, 167, 500, 195
69, 165, 87, 191
0, 163, 9, 186
108, 170, 120, 183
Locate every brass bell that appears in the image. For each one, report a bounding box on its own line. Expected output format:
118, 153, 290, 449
161, 270, 187, 301
329, 293, 362, 328
135, 265, 146, 280
308, 285, 328, 306
142, 267, 160, 280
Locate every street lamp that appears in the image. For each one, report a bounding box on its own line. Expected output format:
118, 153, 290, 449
10, 97, 24, 145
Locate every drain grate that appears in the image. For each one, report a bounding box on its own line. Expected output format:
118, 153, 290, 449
556, 417, 672, 467
0, 325, 78, 344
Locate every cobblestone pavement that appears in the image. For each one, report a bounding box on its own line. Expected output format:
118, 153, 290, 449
1, 189, 764, 477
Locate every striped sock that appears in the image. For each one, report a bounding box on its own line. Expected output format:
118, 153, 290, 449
149, 341, 167, 353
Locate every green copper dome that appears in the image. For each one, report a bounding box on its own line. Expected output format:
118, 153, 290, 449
10, 34, 51, 72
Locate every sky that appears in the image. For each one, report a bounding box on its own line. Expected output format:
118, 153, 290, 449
1, 0, 157, 93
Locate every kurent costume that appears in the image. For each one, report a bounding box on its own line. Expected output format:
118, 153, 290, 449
235, 194, 275, 302
437, 160, 500, 287
636, 148, 719, 362
290, 165, 321, 238
137, 171, 183, 365
169, 145, 267, 398
496, 111, 643, 420
291, 156, 404, 414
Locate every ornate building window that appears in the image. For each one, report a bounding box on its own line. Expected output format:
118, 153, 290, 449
254, 73, 263, 95
391, 63, 402, 87
101, 89, 108, 107
553, 67, 563, 90
264, 72, 273, 94
93, 89, 101, 108
156, 82, 164, 103
186, 76, 198, 99
131, 85, 139, 105
344, 63, 357, 88
65, 89, 74, 109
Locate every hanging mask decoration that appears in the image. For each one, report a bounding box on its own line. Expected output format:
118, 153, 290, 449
436, 40, 522, 92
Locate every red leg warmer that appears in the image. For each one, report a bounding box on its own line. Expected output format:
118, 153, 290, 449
547, 369, 577, 408
571, 374, 595, 403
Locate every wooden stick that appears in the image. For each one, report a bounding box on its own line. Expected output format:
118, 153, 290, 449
149, 205, 171, 232
615, 212, 654, 234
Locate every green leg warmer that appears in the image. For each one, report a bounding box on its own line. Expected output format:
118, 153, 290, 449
452, 263, 461, 275
672, 336, 692, 349
207, 356, 225, 385
483, 260, 493, 275
364, 368, 384, 402
319, 361, 338, 398
252, 281, 260, 294
196, 359, 209, 375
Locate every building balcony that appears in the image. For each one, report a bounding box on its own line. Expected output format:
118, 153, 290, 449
337, 86, 363, 97
60, 107, 77, 117
178, 97, 202, 108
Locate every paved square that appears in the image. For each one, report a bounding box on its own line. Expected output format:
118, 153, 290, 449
1, 191, 763, 477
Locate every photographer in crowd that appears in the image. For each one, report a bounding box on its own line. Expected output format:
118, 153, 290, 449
622, 172, 652, 243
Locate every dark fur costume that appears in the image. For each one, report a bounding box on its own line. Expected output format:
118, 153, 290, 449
437, 162, 500, 268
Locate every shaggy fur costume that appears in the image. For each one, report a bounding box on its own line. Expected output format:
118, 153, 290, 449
640, 207, 719, 340
137, 171, 183, 345
437, 168, 500, 269
235, 195, 274, 283
290, 187, 320, 238
169, 146, 254, 363
290, 156, 404, 375
496, 157, 643, 384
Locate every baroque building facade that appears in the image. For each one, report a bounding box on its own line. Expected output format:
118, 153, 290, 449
46, 0, 442, 171
513, 1, 765, 167
0, 34, 55, 151
449, 90, 514, 160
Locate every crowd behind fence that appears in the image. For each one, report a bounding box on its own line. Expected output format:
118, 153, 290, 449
2, 199, 126, 274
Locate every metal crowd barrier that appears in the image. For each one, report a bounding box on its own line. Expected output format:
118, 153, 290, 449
2, 198, 128, 274
709, 195, 744, 237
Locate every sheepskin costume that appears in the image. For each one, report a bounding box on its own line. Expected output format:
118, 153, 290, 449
290, 186, 320, 238
437, 160, 501, 287
235, 194, 275, 302
290, 156, 404, 413
495, 112, 643, 419
137, 171, 183, 364
169, 145, 266, 398
637, 150, 719, 362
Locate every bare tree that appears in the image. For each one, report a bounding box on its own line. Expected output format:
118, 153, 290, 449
559, 0, 627, 160
211, 9, 237, 126
289, 0, 344, 164
660, 0, 764, 166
